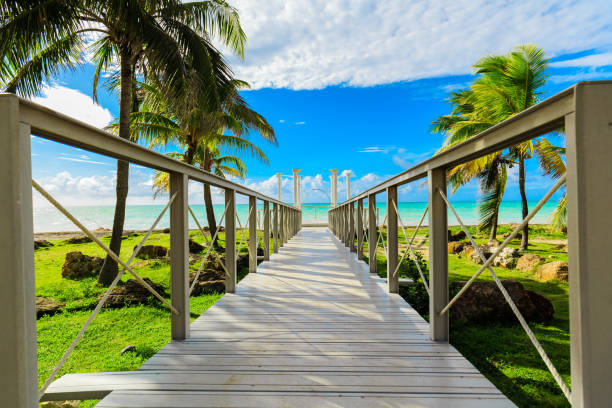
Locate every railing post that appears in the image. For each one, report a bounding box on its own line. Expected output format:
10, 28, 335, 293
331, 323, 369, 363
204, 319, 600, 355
368, 194, 377, 274
225, 189, 236, 293
344, 205, 349, 247
565, 83, 612, 408
387, 186, 399, 293
0, 94, 38, 408
349, 203, 356, 252
273, 203, 279, 253
428, 168, 448, 341
279, 206, 285, 246
169, 172, 190, 340
357, 199, 364, 260
248, 196, 257, 273
263, 201, 270, 261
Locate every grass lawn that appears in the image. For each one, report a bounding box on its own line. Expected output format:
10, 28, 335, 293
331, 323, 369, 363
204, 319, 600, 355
35, 228, 269, 407
362, 224, 570, 408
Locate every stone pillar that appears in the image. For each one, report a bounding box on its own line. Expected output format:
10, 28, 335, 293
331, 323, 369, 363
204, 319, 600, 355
346, 172, 351, 200
292, 169, 301, 207
329, 169, 338, 207
276, 173, 282, 201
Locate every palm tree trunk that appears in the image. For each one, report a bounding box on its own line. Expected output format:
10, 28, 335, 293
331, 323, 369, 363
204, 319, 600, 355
202, 149, 221, 249
518, 155, 529, 250
489, 208, 499, 242
98, 50, 133, 286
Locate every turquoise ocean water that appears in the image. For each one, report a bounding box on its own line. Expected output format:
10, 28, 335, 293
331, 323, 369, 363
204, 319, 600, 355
33, 201, 557, 233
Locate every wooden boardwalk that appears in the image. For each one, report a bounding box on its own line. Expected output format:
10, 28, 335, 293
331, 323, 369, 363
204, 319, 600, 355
53, 227, 514, 407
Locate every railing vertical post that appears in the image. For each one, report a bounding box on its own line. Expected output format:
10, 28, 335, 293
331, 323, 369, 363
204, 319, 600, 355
263, 201, 270, 261
224, 189, 236, 293
387, 186, 399, 293
169, 172, 190, 340
248, 196, 257, 273
428, 168, 448, 341
368, 194, 377, 274
273, 203, 279, 253
279, 206, 285, 246
349, 203, 356, 252
565, 83, 612, 408
357, 199, 364, 260
0, 95, 38, 408
344, 205, 349, 247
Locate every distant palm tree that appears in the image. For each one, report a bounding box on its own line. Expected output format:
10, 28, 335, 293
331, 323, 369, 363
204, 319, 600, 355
129, 77, 275, 240
433, 45, 565, 247
1, 0, 245, 285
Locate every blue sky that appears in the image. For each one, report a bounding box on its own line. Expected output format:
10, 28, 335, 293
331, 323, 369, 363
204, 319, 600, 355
29, 0, 612, 207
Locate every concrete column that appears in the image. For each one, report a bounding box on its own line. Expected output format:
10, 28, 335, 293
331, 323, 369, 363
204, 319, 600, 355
169, 173, 190, 340
346, 172, 351, 200
276, 173, 282, 201
224, 189, 236, 293
387, 186, 398, 294
330, 169, 338, 207
357, 199, 364, 260
273, 203, 279, 253
566, 82, 612, 408
428, 168, 448, 341
263, 201, 270, 261
349, 203, 356, 252
0, 94, 38, 408
292, 169, 301, 207
248, 196, 257, 273
368, 194, 377, 274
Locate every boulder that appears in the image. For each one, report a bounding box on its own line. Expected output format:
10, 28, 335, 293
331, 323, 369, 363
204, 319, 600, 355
466, 243, 518, 268
189, 239, 205, 254
554, 244, 569, 252
161, 227, 171, 233
34, 239, 53, 250
516, 253, 544, 271
36, 297, 65, 318
189, 269, 226, 296
448, 241, 469, 254
66, 236, 92, 244
448, 230, 467, 242
450, 280, 554, 324
62, 251, 104, 279
501, 232, 522, 240
135, 245, 168, 260
103, 278, 168, 308
536, 261, 569, 281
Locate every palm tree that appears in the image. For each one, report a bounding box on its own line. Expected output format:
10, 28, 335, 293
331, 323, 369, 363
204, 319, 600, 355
130, 76, 276, 240
433, 45, 565, 247
1, 0, 246, 285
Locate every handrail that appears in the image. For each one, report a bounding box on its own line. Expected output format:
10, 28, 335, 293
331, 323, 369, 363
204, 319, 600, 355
5, 94, 295, 208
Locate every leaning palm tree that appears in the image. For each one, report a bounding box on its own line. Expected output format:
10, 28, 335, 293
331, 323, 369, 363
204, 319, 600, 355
1, 0, 245, 285
131, 75, 276, 239
433, 45, 565, 248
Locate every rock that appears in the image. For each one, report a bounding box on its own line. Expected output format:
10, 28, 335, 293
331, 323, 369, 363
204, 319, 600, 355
237, 254, 249, 269
36, 297, 65, 318
516, 254, 544, 271
448, 241, 469, 254
465, 243, 518, 268
62, 251, 104, 279
121, 345, 136, 355
66, 236, 92, 244
34, 239, 53, 250
450, 280, 554, 324
501, 232, 522, 240
40, 401, 80, 408
161, 227, 170, 233
493, 247, 519, 268
190, 269, 226, 296
554, 244, 569, 252
536, 261, 569, 281
448, 230, 467, 242
135, 245, 168, 259
189, 239, 205, 254
103, 278, 168, 308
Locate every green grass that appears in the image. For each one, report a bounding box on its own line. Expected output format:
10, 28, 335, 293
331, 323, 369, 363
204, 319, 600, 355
360, 225, 570, 408
35, 228, 272, 407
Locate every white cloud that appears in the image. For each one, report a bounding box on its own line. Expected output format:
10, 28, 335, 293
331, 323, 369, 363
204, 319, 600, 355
31, 84, 113, 128
551, 52, 612, 68
231, 0, 612, 90
295, 121, 306, 125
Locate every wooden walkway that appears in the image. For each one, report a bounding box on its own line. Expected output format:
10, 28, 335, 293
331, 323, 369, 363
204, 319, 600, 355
52, 227, 515, 407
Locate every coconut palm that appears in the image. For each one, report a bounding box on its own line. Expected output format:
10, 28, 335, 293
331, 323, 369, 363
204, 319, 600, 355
1, 0, 246, 285
128, 76, 275, 239
433, 45, 565, 247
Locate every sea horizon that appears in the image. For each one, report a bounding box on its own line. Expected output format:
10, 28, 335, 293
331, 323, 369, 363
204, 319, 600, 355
32, 200, 558, 233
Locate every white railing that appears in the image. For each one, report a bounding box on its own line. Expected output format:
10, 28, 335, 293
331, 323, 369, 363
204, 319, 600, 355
0, 93, 301, 407
328, 81, 612, 408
